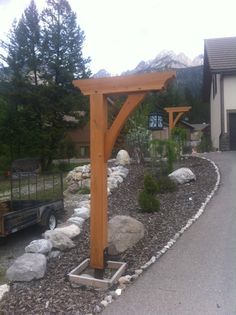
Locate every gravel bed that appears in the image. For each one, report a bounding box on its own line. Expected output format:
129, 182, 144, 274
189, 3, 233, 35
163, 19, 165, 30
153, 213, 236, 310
0, 156, 218, 314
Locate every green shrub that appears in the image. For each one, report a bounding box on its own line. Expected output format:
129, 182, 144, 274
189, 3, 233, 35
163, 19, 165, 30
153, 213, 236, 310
143, 173, 158, 195
156, 176, 177, 194
138, 191, 160, 213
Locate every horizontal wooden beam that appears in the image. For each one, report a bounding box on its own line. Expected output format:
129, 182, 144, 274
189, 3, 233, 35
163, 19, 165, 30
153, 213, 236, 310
164, 106, 191, 113
73, 71, 176, 96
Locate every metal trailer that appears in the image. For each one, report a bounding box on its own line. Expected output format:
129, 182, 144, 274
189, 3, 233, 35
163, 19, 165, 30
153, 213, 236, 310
0, 173, 64, 239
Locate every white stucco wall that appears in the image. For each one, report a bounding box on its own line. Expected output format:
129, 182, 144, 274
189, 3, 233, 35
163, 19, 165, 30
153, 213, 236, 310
210, 74, 221, 149
223, 75, 236, 133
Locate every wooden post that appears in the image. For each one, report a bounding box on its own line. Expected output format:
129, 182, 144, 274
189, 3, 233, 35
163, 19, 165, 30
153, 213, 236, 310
90, 94, 108, 269
73, 72, 176, 271
164, 106, 192, 132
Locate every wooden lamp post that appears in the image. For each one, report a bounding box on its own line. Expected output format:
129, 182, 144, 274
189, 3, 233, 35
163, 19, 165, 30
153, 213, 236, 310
164, 106, 191, 131
73, 71, 176, 272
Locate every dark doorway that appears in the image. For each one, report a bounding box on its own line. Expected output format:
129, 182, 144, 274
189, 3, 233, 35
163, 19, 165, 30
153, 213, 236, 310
229, 113, 236, 150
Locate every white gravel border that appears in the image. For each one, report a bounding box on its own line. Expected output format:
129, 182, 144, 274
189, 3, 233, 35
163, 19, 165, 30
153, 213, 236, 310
99, 155, 221, 312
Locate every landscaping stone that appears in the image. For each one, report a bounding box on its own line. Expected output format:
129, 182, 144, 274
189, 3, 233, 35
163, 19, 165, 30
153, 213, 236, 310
53, 224, 81, 239
48, 250, 61, 259
67, 216, 85, 228
44, 230, 75, 250
25, 239, 53, 255
0, 284, 9, 301
115, 150, 131, 166
169, 167, 196, 184
73, 207, 90, 220
6, 253, 47, 282
108, 215, 145, 255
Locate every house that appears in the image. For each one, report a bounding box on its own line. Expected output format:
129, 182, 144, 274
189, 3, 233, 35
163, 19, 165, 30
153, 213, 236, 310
66, 123, 90, 158
203, 36, 236, 150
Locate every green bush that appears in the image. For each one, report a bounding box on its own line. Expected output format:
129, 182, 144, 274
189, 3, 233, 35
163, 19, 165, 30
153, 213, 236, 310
138, 191, 160, 213
143, 173, 158, 195
156, 176, 177, 194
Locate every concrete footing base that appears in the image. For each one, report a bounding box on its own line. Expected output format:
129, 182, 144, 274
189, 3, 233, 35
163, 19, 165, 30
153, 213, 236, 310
68, 258, 127, 289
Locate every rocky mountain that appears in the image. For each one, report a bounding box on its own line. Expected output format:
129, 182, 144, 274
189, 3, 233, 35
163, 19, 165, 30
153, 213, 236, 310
94, 50, 204, 99
124, 50, 203, 75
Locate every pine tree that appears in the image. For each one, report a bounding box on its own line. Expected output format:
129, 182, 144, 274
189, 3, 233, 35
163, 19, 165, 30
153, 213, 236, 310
41, 0, 90, 85
21, 0, 41, 85
0, 19, 27, 81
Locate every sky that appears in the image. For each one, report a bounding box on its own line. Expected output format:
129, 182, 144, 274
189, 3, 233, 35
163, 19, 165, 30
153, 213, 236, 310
0, 0, 235, 75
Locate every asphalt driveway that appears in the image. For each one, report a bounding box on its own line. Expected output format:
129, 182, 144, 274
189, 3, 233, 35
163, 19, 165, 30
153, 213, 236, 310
103, 151, 236, 315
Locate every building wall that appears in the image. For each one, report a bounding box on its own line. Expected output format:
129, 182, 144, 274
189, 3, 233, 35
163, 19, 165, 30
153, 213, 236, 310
223, 75, 236, 132
210, 74, 221, 149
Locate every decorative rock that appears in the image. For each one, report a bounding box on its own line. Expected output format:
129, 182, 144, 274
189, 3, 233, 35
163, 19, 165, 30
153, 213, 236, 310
108, 215, 145, 255
68, 183, 80, 194
6, 253, 47, 282
93, 305, 102, 313
135, 269, 143, 275
107, 177, 118, 190
67, 216, 85, 228
104, 295, 113, 304
109, 290, 118, 300
118, 275, 131, 285
115, 288, 122, 296
78, 200, 90, 208
73, 207, 90, 220
48, 250, 61, 259
53, 224, 80, 239
44, 230, 75, 250
25, 239, 52, 255
131, 274, 139, 280
112, 166, 129, 178
100, 300, 108, 307
168, 167, 196, 184
82, 178, 91, 188
115, 150, 131, 166
0, 284, 9, 301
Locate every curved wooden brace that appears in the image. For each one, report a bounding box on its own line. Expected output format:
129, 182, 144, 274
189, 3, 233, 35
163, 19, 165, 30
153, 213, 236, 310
173, 112, 184, 129
105, 92, 146, 160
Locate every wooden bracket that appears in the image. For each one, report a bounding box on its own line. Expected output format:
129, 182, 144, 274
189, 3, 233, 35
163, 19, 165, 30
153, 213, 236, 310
73, 71, 176, 269
164, 106, 191, 131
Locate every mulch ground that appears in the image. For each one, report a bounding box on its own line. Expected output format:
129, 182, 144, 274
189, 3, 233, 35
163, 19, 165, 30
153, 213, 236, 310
0, 155, 218, 315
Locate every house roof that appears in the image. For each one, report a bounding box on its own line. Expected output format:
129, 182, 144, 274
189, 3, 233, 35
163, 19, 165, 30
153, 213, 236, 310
203, 36, 236, 101
204, 37, 236, 73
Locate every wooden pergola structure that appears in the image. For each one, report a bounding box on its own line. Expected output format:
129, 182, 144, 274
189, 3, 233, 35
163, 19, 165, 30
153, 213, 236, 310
164, 106, 191, 131
73, 71, 176, 272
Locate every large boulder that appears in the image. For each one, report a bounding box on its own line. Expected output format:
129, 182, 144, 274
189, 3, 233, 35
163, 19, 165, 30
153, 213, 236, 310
6, 253, 47, 282
25, 239, 52, 254
53, 224, 81, 239
115, 150, 131, 166
168, 167, 196, 184
108, 215, 145, 255
44, 230, 75, 250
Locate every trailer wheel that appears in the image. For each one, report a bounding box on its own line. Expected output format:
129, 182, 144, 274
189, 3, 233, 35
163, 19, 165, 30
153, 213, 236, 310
41, 210, 58, 231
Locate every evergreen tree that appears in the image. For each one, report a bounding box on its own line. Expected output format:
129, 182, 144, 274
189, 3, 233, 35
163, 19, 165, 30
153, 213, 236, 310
20, 0, 41, 85
41, 0, 90, 85
0, 0, 90, 170
0, 20, 27, 82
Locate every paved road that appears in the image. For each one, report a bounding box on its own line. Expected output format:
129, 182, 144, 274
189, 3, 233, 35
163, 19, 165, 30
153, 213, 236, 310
103, 151, 236, 315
